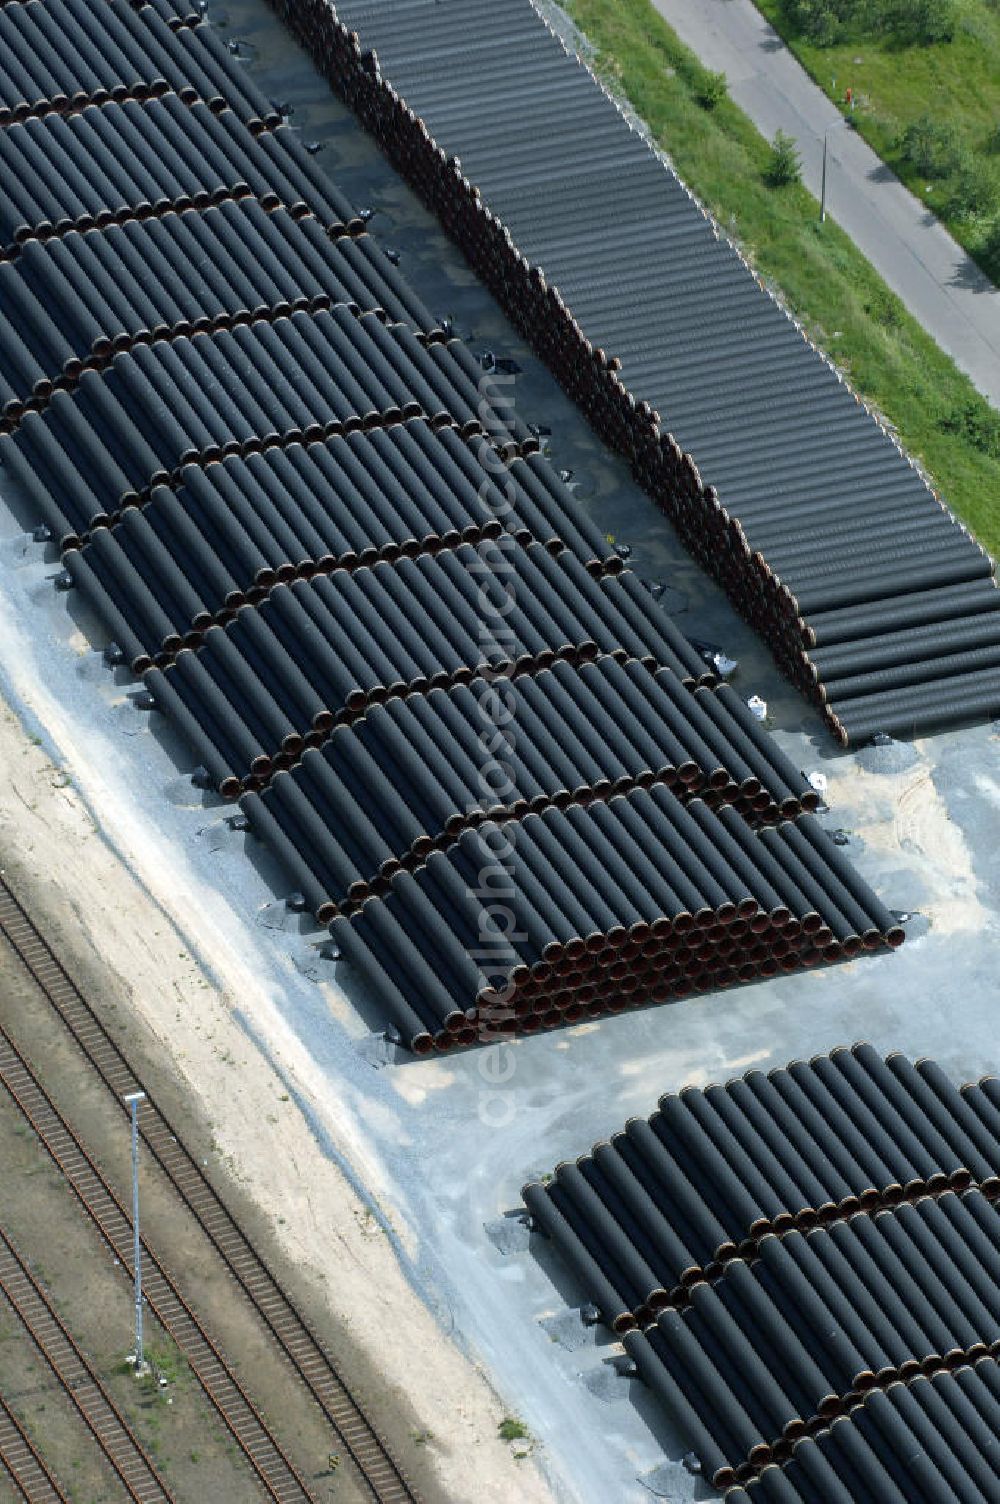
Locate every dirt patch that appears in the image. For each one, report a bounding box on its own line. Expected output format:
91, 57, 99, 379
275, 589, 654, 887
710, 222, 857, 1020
828, 752, 983, 937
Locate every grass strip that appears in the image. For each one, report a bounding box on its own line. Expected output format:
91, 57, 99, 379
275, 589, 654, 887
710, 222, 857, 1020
563, 0, 1000, 556
753, 0, 1000, 281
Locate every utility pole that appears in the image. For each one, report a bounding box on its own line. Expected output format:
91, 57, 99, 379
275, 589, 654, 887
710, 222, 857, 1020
820, 119, 848, 225
123, 1090, 147, 1376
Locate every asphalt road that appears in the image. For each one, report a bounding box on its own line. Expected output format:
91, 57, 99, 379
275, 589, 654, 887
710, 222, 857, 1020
650, 0, 1000, 409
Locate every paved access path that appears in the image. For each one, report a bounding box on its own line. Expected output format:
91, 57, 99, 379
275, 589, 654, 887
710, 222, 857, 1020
650, 0, 1000, 408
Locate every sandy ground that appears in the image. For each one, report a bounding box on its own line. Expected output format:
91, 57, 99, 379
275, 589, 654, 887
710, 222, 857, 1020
0, 689, 556, 1503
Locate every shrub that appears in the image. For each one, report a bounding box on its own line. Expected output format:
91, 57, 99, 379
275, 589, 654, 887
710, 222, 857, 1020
765, 129, 802, 186
938, 396, 1000, 457
780, 0, 856, 42
895, 113, 960, 178
498, 1417, 530, 1442
946, 153, 1000, 219
780, 0, 960, 43
883, 0, 960, 43
695, 69, 728, 110
979, 216, 1000, 280
865, 287, 903, 328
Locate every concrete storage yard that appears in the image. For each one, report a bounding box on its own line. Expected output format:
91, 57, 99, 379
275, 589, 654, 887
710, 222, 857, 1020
0, 1, 998, 1501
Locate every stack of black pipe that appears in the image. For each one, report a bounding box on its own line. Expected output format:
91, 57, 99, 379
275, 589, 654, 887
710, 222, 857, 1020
728, 1366, 1000, 1502
0, 97, 364, 240
333, 806, 900, 1053
275, 0, 1000, 747
0, 0, 276, 128
524, 1045, 999, 1327
525, 1046, 1000, 1492
1, 308, 537, 533
242, 661, 827, 915
144, 0, 207, 26
59, 432, 621, 662
0, 201, 444, 418
137, 546, 716, 784
263, 0, 676, 481
630, 1197, 1000, 1487
0, 0, 901, 1051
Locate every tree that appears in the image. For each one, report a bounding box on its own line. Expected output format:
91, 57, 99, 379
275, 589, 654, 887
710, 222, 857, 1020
766, 130, 802, 187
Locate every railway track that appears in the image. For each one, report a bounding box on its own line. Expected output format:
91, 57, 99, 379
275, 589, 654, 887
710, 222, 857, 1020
0, 1391, 71, 1504
0, 873, 420, 1504
0, 1019, 317, 1503
0, 1228, 171, 1504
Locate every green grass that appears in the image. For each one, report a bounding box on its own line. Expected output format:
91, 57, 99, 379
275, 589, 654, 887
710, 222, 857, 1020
145, 1339, 190, 1389
753, 0, 1000, 277
563, 0, 1000, 556
497, 1416, 530, 1442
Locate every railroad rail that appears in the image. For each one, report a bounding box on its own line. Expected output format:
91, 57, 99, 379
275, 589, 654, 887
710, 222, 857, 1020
0, 1016, 318, 1504
0, 873, 420, 1504
0, 1228, 172, 1504
0, 1391, 71, 1504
